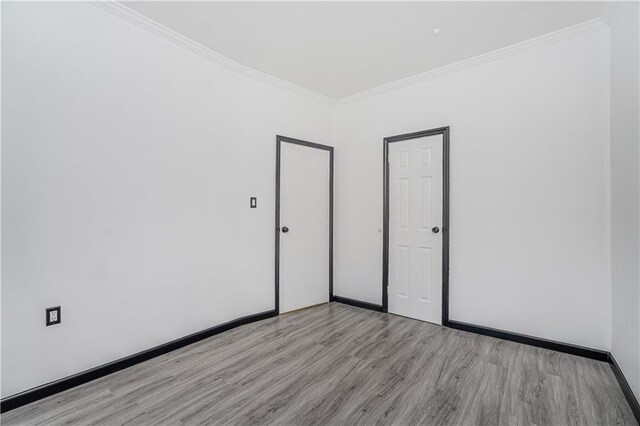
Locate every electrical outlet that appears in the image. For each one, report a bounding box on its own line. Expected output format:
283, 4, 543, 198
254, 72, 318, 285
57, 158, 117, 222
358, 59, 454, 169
250, 197, 257, 208
46, 306, 61, 326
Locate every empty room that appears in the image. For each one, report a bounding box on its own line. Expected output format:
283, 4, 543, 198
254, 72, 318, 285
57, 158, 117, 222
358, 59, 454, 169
1, 1, 639, 424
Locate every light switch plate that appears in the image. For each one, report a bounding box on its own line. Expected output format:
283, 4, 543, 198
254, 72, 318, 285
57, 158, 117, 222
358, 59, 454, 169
250, 197, 257, 208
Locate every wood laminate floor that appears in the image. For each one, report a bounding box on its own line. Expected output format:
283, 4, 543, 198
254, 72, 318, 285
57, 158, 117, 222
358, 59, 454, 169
2, 303, 637, 425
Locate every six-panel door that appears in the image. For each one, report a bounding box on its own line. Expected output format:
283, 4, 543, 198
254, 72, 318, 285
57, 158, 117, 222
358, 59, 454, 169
388, 135, 443, 324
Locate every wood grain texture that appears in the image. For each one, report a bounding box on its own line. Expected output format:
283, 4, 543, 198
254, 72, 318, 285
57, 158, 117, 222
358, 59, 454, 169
2, 303, 636, 425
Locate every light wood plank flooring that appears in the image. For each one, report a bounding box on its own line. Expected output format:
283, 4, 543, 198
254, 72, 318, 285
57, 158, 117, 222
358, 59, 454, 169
2, 303, 637, 425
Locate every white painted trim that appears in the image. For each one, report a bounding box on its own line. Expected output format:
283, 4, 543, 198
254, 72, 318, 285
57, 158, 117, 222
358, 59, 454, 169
85, 2, 609, 107
601, 2, 621, 28
335, 18, 609, 106
86, 0, 335, 106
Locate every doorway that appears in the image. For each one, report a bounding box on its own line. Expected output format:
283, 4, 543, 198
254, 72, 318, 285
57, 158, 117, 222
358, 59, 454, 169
275, 135, 334, 314
383, 127, 450, 325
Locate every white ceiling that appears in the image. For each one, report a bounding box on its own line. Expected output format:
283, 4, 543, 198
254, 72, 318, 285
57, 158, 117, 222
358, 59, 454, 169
124, 1, 607, 100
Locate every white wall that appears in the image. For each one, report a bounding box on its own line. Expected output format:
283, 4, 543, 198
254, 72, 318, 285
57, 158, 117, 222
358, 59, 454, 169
1, 0, 624, 400
333, 30, 612, 350
610, 1, 640, 399
1, 2, 332, 397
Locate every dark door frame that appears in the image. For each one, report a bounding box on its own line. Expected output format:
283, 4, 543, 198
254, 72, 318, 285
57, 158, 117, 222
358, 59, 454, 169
383, 126, 450, 325
275, 135, 334, 315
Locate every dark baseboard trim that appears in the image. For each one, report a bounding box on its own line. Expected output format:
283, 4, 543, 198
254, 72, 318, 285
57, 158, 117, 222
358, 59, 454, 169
337, 301, 640, 421
447, 320, 609, 362
4, 305, 639, 423
333, 296, 383, 312
448, 320, 639, 421
0, 309, 277, 413
609, 353, 640, 423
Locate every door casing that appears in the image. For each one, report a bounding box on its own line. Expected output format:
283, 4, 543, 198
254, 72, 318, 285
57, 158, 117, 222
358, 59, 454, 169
383, 127, 450, 325
275, 135, 334, 315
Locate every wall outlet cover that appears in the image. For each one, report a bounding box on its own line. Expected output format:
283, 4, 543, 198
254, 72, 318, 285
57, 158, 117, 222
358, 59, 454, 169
46, 306, 61, 326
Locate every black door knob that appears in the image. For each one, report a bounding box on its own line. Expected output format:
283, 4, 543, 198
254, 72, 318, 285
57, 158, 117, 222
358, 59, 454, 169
282, 226, 289, 233
432, 227, 440, 233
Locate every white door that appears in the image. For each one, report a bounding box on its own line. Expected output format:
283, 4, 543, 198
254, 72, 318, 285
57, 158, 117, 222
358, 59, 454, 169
279, 141, 331, 313
388, 135, 443, 324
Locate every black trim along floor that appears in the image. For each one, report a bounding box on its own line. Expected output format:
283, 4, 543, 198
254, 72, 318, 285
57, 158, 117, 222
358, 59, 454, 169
2, 301, 639, 425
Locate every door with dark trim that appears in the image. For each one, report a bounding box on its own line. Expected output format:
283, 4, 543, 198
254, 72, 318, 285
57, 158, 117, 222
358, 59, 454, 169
275, 136, 334, 314
383, 127, 450, 325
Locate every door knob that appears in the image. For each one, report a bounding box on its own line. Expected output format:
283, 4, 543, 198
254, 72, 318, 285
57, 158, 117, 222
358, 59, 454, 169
282, 226, 289, 233
432, 227, 440, 233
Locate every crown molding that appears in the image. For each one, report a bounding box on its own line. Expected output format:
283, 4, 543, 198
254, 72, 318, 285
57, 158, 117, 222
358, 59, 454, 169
601, 2, 620, 27
335, 18, 609, 106
86, 1, 335, 106
85, 2, 610, 108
